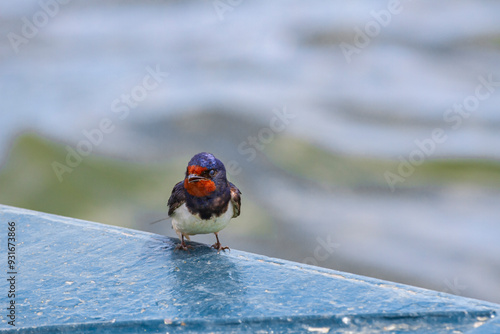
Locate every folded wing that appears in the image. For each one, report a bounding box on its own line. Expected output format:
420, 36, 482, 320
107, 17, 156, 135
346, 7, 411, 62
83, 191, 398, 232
167, 181, 186, 216
229, 182, 241, 218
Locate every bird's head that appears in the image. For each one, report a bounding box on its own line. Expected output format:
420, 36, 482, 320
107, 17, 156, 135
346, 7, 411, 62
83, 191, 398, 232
183, 152, 227, 197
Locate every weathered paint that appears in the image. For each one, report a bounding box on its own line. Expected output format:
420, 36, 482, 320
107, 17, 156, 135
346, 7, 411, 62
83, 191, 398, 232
0, 204, 498, 333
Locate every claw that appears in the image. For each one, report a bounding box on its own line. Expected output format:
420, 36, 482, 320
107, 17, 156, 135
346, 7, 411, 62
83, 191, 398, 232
211, 243, 230, 252
212, 233, 230, 253
175, 235, 192, 251
175, 244, 192, 251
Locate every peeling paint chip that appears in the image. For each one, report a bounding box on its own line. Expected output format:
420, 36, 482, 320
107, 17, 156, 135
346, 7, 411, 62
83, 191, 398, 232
384, 324, 409, 331
307, 327, 330, 333
473, 321, 485, 328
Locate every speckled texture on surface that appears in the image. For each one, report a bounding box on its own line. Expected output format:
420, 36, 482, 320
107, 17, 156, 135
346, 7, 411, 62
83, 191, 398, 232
0, 204, 498, 333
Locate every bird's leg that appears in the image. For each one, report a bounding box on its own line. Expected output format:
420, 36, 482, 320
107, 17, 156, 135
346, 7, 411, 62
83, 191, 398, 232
175, 234, 191, 251
211, 232, 230, 252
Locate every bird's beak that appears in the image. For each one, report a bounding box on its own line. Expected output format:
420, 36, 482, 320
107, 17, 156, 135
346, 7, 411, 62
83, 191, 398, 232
187, 174, 205, 183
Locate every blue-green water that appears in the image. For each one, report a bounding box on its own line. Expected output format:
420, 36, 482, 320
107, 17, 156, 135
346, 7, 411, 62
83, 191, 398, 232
1, 0, 500, 303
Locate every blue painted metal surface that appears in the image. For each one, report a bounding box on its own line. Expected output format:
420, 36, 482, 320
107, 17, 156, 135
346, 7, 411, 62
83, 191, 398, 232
0, 204, 499, 333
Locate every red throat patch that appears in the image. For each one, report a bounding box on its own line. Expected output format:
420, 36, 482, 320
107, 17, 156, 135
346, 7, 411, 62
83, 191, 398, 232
184, 165, 217, 197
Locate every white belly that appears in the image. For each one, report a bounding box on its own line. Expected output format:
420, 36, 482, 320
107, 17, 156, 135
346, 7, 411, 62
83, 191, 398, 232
171, 202, 234, 236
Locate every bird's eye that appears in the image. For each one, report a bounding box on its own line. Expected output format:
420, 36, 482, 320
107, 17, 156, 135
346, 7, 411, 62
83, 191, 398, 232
209, 169, 215, 177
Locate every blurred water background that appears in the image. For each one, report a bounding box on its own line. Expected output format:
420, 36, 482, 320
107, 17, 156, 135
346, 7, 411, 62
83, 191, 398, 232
1, 0, 500, 303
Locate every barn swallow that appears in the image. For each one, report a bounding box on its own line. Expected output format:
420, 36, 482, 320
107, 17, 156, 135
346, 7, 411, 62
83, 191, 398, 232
167, 152, 241, 252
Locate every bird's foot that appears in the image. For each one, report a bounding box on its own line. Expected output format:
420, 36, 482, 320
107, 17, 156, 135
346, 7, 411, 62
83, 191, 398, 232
211, 242, 230, 252
175, 243, 192, 251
